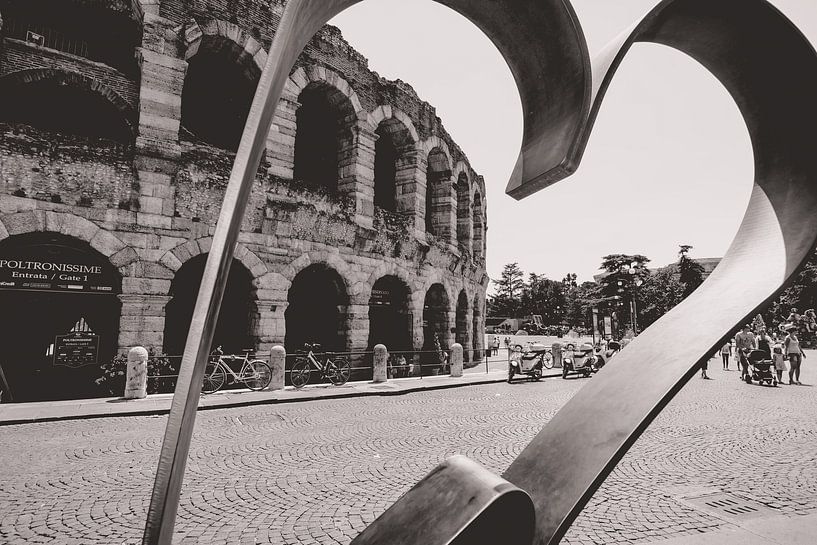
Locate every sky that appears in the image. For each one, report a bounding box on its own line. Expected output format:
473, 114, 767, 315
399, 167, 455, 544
330, 1, 817, 287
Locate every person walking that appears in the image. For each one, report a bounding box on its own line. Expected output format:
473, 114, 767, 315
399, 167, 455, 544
756, 328, 773, 358
734, 325, 756, 380
772, 343, 786, 384
784, 329, 806, 385
720, 341, 732, 370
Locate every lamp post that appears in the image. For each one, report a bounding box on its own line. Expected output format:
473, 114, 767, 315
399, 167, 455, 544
625, 262, 644, 335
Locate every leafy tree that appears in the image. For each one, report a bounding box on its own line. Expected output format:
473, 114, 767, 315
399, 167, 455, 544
678, 245, 705, 297
488, 262, 526, 317
637, 268, 684, 328
521, 273, 566, 325
598, 254, 651, 329
564, 281, 600, 328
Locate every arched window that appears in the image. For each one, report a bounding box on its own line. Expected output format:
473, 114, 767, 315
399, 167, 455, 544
456, 173, 472, 249
293, 83, 357, 194
164, 254, 254, 356
0, 71, 133, 144
473, 191, 485, 261
285, 264, 349, 353
373, 117, 415, 213
456, 290, 470, 363
181, 37, 260, 151
426, 148, 451, 236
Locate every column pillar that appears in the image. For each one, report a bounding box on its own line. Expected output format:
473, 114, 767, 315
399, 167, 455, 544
117, 293, 172, 354
267, 93, 300, 179
337, 123, 377, 228
432, 174, 456, 246
252, 299, 288, 354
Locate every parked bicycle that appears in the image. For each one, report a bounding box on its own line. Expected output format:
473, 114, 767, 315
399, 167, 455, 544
202, 346, 272, 394
290, 343, 351, 388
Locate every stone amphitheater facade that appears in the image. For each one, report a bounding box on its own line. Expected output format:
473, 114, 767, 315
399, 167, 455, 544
0, 0, 488, 398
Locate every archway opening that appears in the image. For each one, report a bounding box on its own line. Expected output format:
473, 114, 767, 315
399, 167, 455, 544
374, 126, 398, 211
368, 275, 412, 353
163, 254, 254, 356
285, 264, 349, 353
456, 172, 471, 250
181, 37, 260, 151
456, 290, 470, 363
422, 283, 450, 372
473, 294, 483, 362
0, 232, 122, 402
473, 191, 484, 261
426, 147, 451, 236
293, 83, 356, 193
0, 74, 132, 143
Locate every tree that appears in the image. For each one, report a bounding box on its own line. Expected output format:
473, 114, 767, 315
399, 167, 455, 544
488, 262, 526, 317
598, 254, 651, 330
521, 273, 566, 325
637, 268, 684, 329
678, 245, 705, 297
564, 281, 600, 328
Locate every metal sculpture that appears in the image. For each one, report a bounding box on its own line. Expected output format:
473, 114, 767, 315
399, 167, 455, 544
143, 1, 817, 544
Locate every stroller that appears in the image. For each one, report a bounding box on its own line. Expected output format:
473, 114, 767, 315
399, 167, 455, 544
744, 349, 778, 386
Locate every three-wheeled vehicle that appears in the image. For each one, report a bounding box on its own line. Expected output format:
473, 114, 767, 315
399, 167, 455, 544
562, 343, 598, 379
508, 343, 553, 382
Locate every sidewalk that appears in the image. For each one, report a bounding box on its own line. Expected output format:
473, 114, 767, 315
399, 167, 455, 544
638, 511, 817, 545
0, 367, 559, 426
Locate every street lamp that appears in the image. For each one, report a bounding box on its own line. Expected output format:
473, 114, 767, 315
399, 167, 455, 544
625, 262, 644, 335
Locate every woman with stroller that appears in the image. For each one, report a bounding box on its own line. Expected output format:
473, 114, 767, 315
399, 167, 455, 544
784, 329, 806, 385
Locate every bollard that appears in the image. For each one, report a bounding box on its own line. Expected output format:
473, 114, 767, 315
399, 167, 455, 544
450, 344, 463, 377
373, 344, 388, 383
124, 346, 148, 399
269, 346, 285, 390
552, 342, 562, 368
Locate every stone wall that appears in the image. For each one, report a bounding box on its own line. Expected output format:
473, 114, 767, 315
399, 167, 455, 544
0, 0, 489, 368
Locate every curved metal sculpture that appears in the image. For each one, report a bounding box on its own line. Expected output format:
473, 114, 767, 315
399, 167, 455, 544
143, 1, 817, 544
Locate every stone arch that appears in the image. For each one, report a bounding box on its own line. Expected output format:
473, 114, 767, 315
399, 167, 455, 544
159, 238, 268, 284
455, 289, 471, 363
454, 166, 473, 251
183, 19, 267, 73
421, 136, 453, 168
421, 282, 452, 373
472, 190, 485, 262
285, 66, 367, 122
472, 292, 484, 362
0, 229, 125, 401
0, 211, 138, 270
367, 105, 420, 144
286, 66, 366, 194
0, 68, 136, 141
425, 145, 453, 238
181, 20, 266, 150
285, 262, 351, 353
367, 274, 413, 352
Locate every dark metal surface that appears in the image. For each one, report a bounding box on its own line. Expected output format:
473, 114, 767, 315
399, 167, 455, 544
143, 1, 817, 544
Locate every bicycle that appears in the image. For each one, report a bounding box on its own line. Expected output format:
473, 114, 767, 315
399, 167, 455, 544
290, 343, 351, 388
202, 346, 272, 394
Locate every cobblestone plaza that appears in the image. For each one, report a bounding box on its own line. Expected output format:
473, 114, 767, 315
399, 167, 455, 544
1, 358, 815, 544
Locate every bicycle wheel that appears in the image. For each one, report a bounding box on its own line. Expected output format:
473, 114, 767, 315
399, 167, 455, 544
202, 361, 226, 394
290, 358, 311, 389
543, 352, 554, 369
327, 357, 351, 386
242, 360, 272, 391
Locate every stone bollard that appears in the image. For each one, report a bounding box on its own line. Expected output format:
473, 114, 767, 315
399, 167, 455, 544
373, 344, 388, 383
552, 342, 562, 368
124, 346, 148, 400
450, 344, 464, 377
269, 346, 286, 390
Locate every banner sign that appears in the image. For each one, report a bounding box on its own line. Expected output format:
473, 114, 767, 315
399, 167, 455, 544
53, 332, 100, 368
0, 256, 118, 294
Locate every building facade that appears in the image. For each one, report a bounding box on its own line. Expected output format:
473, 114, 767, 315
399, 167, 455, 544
0, 0, 488, 401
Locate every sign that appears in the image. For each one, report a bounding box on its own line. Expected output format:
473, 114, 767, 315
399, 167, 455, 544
0, 238, 119, 294
603, 316, 613, 337
53, 332, 100, 368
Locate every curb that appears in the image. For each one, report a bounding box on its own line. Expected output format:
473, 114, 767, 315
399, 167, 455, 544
0, 371, 563, 426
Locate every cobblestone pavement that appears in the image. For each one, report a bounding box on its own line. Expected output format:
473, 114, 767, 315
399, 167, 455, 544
1, 355, 816, 545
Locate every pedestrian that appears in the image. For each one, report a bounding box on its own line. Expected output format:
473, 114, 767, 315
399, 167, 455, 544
756, 327, 773, 358
772, 343, 786, 384
720, 340, 732, 370
700, 355, 710, 379
734, 325, 756, 380
492, 336, 500, 357
784, 329, 806, 385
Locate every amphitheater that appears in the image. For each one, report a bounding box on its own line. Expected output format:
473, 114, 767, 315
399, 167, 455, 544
0, 0, 488, 401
